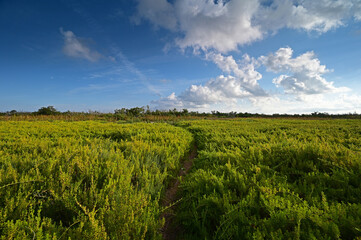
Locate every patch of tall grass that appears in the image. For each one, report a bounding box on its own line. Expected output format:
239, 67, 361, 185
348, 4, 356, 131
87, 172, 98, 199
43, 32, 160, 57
177, 119, 361, 239
0, 121, 193, 239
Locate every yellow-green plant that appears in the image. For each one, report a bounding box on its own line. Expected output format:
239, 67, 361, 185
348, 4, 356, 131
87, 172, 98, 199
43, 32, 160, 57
177, 119, 361, 240
0, 121, 193, 239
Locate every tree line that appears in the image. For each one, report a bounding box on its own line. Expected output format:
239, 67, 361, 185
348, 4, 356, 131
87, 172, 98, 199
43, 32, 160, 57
1, 105, 361, 119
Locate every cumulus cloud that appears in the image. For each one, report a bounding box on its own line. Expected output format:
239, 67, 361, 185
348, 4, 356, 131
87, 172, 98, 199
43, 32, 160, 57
134, 0, 361, 53
206, 52, 266, 96
153, 53, 266, 109
60, 28, 102, 62
152, 92, 184, 109
153, 46, 353, 111
174, 0, 262, 53
260, 47, 350, 95
182, 75, 251, 104
135, 1, 360, 113
153, 75, 249, 109
135, 0, 262, 52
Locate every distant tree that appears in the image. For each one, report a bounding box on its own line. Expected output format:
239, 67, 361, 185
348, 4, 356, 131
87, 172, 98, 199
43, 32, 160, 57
114, 108, 127, 115
9, 110, 17, 115
35, 106, 60, 115
127, 107, 144, 117
229, 111, 237, 117
146, 105, 151, 114
153, 109, 162, 116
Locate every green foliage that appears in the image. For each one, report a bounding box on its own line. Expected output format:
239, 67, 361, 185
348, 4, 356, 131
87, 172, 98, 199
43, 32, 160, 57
114, 107, 145, 117
177, 119, 361, 239
3, 118, 361, 239
0, 121, 193, 239
35, 106, 60, 115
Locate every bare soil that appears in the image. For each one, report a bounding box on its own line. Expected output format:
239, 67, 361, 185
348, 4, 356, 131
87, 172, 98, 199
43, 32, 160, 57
160, 144, 197, 240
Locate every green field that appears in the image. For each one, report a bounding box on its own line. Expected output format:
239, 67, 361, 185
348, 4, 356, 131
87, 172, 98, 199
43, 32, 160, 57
0, 121, 193, 239
1, 119, 361, 239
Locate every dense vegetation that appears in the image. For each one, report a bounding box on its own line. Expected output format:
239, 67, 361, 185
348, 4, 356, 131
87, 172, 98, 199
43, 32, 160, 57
1, 118, 361, 239
176, 119, 361, 239
2, 105, 361, 120
0, 121, 193, 239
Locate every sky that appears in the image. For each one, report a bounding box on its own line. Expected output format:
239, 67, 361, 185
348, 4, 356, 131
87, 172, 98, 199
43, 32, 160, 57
1, 0, 361, 114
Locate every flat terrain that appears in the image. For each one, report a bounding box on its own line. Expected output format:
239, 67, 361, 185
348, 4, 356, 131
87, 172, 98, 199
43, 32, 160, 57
1, 119, 361, 239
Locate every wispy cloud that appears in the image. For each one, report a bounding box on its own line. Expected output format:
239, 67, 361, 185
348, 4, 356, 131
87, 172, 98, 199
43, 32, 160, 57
109, 46, 163, 96
61, 1, 164, 96
131, 0, 177, 30
60, 28, 102, 62
256, 0, 354, 33
69, 83, 124, 94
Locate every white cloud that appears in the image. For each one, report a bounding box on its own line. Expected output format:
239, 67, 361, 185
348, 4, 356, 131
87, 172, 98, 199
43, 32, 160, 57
249, 93, 361, 114
133, 0, 267, 52
154, 91, 361, 114
174, 0, 262, 53
181, 75, 251, 104
153, 46, 355, 112
134, 0, 262, 52
152, 92, 185, 109
352, 0, 361, 21
153, 52, 267, 109
134, 0, 361, 53
132, 0, 177, 30
206, 52, 266, 96
153, 75, 245, 109
257, 0, 355, 33
260, 47, 350, 95
134, 0, 361, 112
60, 28, 102, 62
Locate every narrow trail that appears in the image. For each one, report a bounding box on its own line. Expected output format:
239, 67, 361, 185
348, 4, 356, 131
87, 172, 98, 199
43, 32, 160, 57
160, 143, 198, 240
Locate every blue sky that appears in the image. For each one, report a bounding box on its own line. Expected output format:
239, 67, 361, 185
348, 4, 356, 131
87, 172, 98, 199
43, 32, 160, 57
1, 0, 361, 113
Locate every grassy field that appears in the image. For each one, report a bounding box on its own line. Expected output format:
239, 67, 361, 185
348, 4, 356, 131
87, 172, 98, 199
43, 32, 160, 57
176, 119, 361, 239
1, 118, 361, 239
0, 121, 193, 239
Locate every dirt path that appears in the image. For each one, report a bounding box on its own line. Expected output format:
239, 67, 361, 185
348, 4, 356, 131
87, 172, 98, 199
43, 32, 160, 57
160, 143, 197, 240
